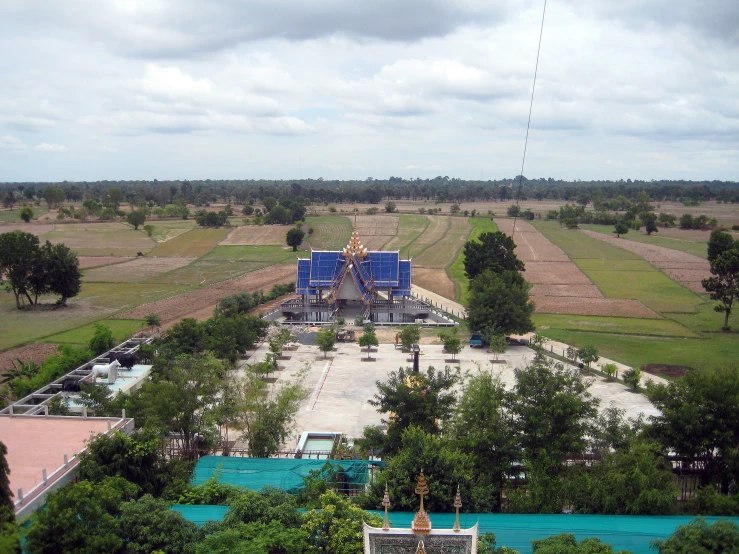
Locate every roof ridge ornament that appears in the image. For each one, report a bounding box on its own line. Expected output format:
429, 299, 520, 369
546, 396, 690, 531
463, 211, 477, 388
453, 484, 462, 532
382, 484, 391, 531
411, 470, 432, 535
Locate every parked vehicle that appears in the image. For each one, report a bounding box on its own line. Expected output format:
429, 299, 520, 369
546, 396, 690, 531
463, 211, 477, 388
469, 333, 483, 348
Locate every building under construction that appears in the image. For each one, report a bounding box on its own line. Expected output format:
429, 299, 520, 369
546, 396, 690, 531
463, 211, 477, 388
273, 225, 451, 325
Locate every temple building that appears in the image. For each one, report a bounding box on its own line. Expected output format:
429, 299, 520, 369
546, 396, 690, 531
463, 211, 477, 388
363, 472, 479, 554
272, 222, 452, 325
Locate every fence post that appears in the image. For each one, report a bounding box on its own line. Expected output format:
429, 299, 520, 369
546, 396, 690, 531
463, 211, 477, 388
42, 469, 47, 485
64, 454, 68, 467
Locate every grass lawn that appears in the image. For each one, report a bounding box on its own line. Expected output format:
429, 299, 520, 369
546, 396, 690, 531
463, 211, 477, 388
304, 216, 353, 250
528, 220, 736, 369
149, 227, 230, 257
448, 217, 498, 303
42, 319, 146, 346
580, 224, 709, 259
0, 207, 49, 222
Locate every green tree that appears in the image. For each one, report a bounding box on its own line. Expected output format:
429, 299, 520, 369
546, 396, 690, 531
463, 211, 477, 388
358, 329, 378, 359
265, 205, 292, 225
384, 201, 396, 213
196, 521, 307, 554
286, 228, 306, 251
89, 323, 115, 355
613, 221, 629, 238
263, 196, 277, 212
302, 491, 382, 554
707, 230, 737, 263
126, 210, 147, 230
19, 206, 33, 223
42, 185, 65, 209
462, 231, 524, 280
438, 327, 462, 360
487, 332, 508, 361
640, 212, 659, 235
0, 230, 41, 308
118, 495, 202, 554
0, 441, 19, 554
602, 363, 618, 381
507, 205, 521, 217
143, 224, 155, 237
24, 477, 139, 554
576, 345, 599, 367
138, 354, 229, 460
651, 518, 739, 553
622, 367, 641, 391
145, 313, 162, 329
450, 203, 461, 215
647, 366, 739, 493
106, 186, 123, 208
43, 242, 82, 306
566, 442, 677, 515
368, 365, 460, 456
398, 323, 421, 351
532, 534, 627, 553
451, 371, 517, 511
702, 248, 739, 330
466, 270, 534, 336
314, 328, 336, 358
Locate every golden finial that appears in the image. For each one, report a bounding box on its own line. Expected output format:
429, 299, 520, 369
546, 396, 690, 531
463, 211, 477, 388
382, 484, 391, 531
415, 540, 427, 554
411, 470, 432, 535
453, 484, 462, 532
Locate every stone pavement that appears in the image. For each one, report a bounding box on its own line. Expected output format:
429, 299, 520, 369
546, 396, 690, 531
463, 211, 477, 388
411, 284, 467, 318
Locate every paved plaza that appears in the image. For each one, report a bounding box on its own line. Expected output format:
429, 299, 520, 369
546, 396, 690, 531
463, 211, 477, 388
243, 338, 660, 450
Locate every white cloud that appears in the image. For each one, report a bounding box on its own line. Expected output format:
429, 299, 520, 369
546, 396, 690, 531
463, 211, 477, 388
35, 143, 70, 153
0, 135, 27, 150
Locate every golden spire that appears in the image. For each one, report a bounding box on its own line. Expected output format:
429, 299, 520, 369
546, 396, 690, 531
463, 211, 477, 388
415, 540, 427, 554
343, 218, 368, 260
382, 484, 391, 531
411, 470, 432, 535
453, 484, 462, 532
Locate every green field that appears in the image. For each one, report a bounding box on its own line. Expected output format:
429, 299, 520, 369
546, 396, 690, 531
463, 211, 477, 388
149, 228, 230, 257
304, 216, 353, 250
146, 219, 197, 243
383, 214, 430, 255
42, 319, 146, 346
40, 223, 156, 257
580, 224, 709, 258
0, 207, 49, 222
529, 221, 736, 370
448, 217, 498, 303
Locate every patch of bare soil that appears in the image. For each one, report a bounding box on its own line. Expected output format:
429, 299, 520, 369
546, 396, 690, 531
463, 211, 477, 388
642, 364, 696, 379
580, 230, 711, 290
351, 215, 399, 250
494, 219, 570, 262
0, 222, 56, 235
532, 297, 661, 318
83, 256, 196, 282
116, 263, 295, 324
524, 262, 595, 285
0, 343, 61, 374
220, 225, 289, 246
412, 268, 455, 300
530, 284, 602, 297
78, 256, 135, 269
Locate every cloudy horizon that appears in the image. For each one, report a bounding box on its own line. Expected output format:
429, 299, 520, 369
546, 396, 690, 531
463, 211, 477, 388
0, 0, 737, 183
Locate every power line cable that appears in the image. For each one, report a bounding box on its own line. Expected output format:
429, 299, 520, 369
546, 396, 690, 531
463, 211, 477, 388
511, 0, 547, 240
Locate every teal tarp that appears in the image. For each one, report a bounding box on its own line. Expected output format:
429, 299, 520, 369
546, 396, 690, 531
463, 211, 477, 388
171, 504, 230, 526
192, 456, 386, 494
368, 512, 739, 554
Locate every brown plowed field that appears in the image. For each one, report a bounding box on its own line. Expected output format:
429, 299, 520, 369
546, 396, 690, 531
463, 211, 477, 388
0, 342, 61, 373
581, 230, 710, 292
412, 268, 455, 300
83, 256, 196, 283
114, 263, 295, 324
530, 284, 602, 297
406, 216, 448, 259
533, 297, 660, 318
78, 256, 134, 269
220, 225, 288, 246
350, 215, 398, 250
0, 223, 56, 235
524, 262, 594, 285
495, 219, 570, 262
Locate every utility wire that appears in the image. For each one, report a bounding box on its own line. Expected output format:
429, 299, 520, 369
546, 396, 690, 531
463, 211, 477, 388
511, 0, 547, 240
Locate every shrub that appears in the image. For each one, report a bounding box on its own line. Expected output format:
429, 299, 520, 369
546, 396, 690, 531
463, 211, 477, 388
623, 367, 641, 390
366, 207, 378, 215
89, 323, 115, 355
602, 363, 618, 381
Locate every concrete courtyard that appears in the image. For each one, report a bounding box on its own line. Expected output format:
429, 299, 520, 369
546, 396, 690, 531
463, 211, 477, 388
243, 339, 660, 450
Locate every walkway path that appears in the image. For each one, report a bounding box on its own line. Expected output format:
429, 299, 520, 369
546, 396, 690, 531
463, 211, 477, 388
411, 284, 467, 318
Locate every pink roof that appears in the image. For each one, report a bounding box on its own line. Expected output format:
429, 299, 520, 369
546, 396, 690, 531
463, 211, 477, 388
0, 416, 126, 501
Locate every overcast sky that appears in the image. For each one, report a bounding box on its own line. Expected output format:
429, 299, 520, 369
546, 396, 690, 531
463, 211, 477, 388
1, 0, 737, 182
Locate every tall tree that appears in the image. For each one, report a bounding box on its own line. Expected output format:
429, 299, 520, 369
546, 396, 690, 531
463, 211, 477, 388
466, 270, 534, 335
702, 248, 739, 330
0, 441, 19, 554
462, 231, 524, 280
286, 228, 305, 251
126, 210, 146, 230
707, 230, 737, 263
0, 230, 41, 308
43, 242, 82, 306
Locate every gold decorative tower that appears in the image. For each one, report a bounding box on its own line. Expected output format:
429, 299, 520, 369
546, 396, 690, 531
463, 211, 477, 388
415, 540, 427, 554
411, 470, 432, 535
453, 484, 462, 532
382, 484, 391, 531
342, 215, 368, 260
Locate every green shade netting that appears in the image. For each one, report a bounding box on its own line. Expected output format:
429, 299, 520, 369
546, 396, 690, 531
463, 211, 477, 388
171, 504, 230, 526
191, 456, 386, 494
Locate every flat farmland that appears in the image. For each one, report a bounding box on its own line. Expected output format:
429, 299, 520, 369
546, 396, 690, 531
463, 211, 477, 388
78, 256, 134, 269
42, 319, 146, 346
116, 263, 295, 324
149, 228, 230, 257
580, 224, 711, 259
414, 217, 471, 269
38, 222, 155, 256
0, 207, 49, 222
0, 222, 56, 235
448, 217, 497, 302
0, 342, 61, 374
220, 225, 289, 246
304, 216, 352, 250
83, 256, 196, 283
147, 219, 197, 243
412, 268, 455, 300
395, 215, 444, 258
350, 215, 399, 250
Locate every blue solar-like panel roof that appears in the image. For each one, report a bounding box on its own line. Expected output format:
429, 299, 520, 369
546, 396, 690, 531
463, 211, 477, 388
364, 251, 399, 286
396, 260, 412, 296
309, 251, 345, 286
296, 258, 310, 294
